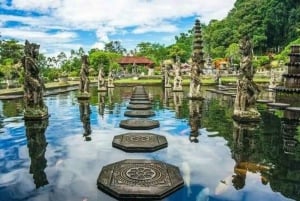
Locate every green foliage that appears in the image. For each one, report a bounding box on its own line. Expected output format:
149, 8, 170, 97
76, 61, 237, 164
136, 42, 168, 64
275, 37, 300, 62
225, 43, 240, 64
253, 56, 270, 69
88, 49, 121, 75
203, 0, 300, 57
104, 41, 126, 54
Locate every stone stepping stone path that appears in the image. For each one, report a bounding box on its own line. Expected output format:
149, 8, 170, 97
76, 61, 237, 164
127, 104, 152, 110
97, 159, 184, 200
98, 86, 183, 200
112, 132, 168, 152
124, 110, 155, 118
120, 119, 159, 130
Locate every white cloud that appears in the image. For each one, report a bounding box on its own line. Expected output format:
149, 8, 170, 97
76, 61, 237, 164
1, 0, 236, 55
11, 0, 61, 12
132, 23, 178, 34
0, 27, 77, 43
91, 42, 105, 50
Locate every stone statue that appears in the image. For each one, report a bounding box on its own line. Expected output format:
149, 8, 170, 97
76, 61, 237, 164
98, 65, 107, 91
107, 71, 115, 88
164, 65, 171, 88
78, 55, 90, 98
189, 59, 202, 99
233, 36, 260, 121
172, 61, 183, 92
22, 40, 48, 119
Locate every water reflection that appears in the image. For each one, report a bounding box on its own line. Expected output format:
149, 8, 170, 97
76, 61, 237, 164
98, 92, 106, 118
188, 100, 203, 143
25, 119, 49, 188
0, 86, 299, 201
163, 88, 172, 108
267, 110, 300, 200
79, 100, 91, 141
231, 121, 270, 190
173, 92, 183, 118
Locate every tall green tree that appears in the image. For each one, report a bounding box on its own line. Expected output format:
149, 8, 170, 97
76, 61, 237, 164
104, 41, 126, 54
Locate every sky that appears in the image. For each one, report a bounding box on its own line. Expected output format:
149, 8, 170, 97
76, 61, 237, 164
0, 0, 236, 57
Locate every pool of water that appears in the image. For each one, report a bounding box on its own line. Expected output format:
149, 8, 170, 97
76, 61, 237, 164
0, 86, 299, 201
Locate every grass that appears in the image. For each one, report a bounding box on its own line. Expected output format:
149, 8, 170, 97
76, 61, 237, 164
0, 75, 271, 95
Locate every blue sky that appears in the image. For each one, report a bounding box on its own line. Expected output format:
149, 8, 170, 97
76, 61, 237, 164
0, 0, 236, 57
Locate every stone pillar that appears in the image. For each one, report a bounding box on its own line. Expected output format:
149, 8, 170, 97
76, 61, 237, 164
188, 19, 204, 100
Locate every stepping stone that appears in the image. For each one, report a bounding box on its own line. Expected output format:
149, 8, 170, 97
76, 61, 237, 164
129, 100, 152, 105
223, 92, 236, 96
97, 159, 184, 200
284, 107, 300, 120
131, 95, 149, 99
127, 104, 152, 110
124, 110, 155, 118
267, 102, 290, 109
120, 119, 159, 130
131, 97, 149, 101
286, 107, 300, 112
257, 99, 273, 103
112, 132, 167, 152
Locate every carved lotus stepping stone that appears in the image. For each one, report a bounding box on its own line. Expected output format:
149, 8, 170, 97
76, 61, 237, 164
97, 159, 184, 200
127, 104, 152, 110
129, 100, 152, 105
124, 110, 155, 118
120, 119, 159, 130
267, 102, 290, 109
112, 132, 167, 152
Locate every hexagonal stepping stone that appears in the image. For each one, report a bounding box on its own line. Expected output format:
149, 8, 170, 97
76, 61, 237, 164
112, 132, 167, 152
129, 100, 152, 105
97, 159, 184, 200
127, 104, 152, 110
267, 102, 290, 109
120, 119, 159, 130
124, 110, 155, 118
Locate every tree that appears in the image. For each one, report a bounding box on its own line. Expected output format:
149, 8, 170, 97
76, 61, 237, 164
225, 43, 240, 64
104, 41, 126, 54
88, 49, 121, 75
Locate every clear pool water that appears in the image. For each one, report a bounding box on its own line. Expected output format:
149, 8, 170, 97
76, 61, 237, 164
0, 86, 299, 201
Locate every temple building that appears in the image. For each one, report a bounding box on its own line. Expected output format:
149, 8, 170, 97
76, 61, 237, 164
118, 56, 154, 75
